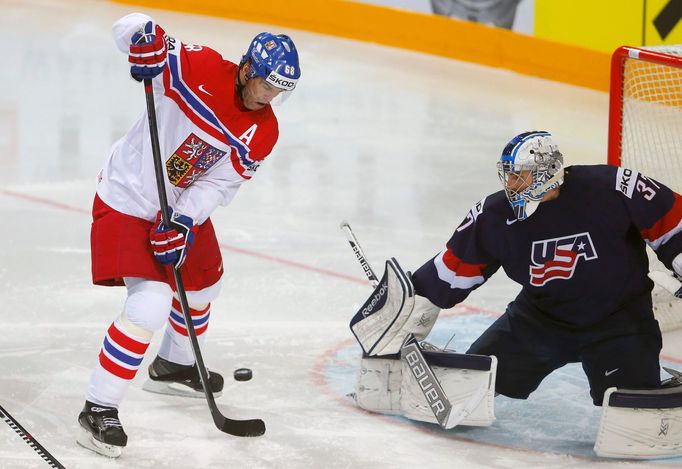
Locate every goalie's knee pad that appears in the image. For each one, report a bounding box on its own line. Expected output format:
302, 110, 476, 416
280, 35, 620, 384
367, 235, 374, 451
400, 345, 497, 428
595, 384, 682, 459
350, 258, 440, 356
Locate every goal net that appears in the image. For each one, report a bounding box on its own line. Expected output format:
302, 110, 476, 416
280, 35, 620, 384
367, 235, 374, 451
608, 44, 682, 331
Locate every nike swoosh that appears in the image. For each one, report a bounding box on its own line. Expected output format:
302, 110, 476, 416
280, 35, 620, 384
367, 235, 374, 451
198, 84, 213, 96
605, 368, 619, 376
506, 218, 518, 225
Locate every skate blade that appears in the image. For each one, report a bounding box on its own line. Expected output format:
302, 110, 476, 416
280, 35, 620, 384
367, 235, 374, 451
76, 427, 123, 458
142, 378, 222, 399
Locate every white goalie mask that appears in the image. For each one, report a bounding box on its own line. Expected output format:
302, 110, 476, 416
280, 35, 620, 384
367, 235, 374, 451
496, 131, 564, 220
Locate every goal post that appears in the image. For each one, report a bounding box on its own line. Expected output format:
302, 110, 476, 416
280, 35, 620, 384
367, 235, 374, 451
608, 44, 682, 331
608, 45, 682, 189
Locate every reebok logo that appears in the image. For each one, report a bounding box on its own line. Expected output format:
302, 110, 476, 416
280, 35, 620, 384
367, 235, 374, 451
360, 281, 388, 318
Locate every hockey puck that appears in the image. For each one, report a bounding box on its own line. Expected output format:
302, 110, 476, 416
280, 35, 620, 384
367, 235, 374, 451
233, 368, 253, 381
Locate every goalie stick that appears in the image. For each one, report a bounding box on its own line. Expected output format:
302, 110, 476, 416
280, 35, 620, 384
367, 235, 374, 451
144, 79, 265, 437
0, 404, 65, 468
340, 221, 380, 286
340, 221, 458, 428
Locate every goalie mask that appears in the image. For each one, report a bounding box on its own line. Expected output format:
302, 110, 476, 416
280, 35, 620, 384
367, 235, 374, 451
497, 131, 564, 220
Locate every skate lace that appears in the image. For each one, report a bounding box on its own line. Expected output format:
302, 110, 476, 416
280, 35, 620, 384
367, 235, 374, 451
101, 416, 123, 429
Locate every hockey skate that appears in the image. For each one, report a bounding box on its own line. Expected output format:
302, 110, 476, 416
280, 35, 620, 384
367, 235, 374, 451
76, 401, 127, 458
142, 356, 224, 398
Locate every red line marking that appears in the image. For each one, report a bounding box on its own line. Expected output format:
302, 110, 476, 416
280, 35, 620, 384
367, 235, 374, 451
217, 243, 371, 285
0, 188, 89, 215
0, 187, 372, 286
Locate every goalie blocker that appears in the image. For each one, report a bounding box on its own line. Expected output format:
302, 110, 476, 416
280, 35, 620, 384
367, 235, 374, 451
350, 258, 439, 356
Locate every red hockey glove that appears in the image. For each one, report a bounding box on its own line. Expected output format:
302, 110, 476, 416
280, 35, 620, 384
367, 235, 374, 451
149, 209, 197, 269
129, 21, 167, 81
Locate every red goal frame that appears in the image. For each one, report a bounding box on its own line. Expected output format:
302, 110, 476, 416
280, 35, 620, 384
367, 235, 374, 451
607, 45, 682, 167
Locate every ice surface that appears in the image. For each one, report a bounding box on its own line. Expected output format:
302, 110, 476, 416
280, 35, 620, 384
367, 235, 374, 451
1, 1, 681, 468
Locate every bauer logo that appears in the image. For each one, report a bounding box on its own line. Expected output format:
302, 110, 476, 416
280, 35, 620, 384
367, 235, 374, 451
404, 347, 447, 418
360, 281, 388, 318
616, 167, 638, 199
529, 232, 597, 286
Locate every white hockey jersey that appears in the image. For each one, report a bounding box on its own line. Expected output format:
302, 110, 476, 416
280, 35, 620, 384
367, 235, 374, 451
97, 13, 279, 224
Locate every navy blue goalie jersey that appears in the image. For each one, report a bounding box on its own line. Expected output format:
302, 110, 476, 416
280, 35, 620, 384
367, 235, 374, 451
411, 165, 682, 329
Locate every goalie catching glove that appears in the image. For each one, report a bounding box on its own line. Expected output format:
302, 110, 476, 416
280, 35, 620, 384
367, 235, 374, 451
349, 258, 440, 356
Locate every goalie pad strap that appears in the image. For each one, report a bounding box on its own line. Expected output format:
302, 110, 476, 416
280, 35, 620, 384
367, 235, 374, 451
606, 386, 682, 409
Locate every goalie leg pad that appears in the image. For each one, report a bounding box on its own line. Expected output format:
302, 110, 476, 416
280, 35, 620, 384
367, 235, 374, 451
400, 344, 497, 428
350, 258, 415, 355
353, 354, 403, 414
595, 385, 682, 459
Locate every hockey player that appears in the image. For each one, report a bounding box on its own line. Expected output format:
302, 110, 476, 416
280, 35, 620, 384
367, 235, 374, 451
77, 13, 300, 457
351, 131, 682, 441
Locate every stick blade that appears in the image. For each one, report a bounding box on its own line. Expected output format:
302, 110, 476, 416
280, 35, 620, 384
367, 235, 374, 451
216, 416, 266, 437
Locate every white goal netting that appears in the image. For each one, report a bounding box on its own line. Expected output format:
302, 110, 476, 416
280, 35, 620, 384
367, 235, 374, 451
615, 44, 682, 332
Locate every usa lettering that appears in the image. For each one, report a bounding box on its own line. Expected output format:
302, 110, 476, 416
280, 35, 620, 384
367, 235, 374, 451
529, 232, 598, 286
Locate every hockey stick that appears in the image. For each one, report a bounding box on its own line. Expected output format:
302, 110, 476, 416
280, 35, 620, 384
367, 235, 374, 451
0, 404, 65, 468
143, 79, 265, 437
339, 221, 379, 287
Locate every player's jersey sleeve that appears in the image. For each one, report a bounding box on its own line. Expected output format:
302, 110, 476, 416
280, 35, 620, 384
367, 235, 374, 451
615, 167, 682, 270
412, 197, 502, 309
